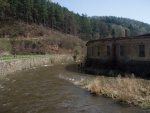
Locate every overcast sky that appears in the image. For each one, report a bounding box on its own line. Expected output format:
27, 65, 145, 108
52, 0, 150, 24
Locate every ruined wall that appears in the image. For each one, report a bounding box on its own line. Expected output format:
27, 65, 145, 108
0, 55, 74, 78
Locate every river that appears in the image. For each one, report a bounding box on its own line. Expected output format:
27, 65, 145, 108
0, 63, 149, 113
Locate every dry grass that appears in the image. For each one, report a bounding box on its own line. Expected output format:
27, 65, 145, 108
0, 21, 86, 55
75, 75, 150, 108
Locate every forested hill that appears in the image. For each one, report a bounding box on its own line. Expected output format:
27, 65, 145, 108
92, 16, 150, 37
0, 0, 150, 40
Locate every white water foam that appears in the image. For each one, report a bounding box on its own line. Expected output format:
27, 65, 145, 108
58, 74, 75, 82
43, 64, 54, 67
0, 84, 4, 89
58, 74, 85, 86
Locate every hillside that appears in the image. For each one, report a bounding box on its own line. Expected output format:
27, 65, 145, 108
92, 16, 150, 37
1, 0, 150, 41
0, 21, 85, 55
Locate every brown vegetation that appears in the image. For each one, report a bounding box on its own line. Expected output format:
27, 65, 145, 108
0, 21, 86, 55
75, 75, 150, 108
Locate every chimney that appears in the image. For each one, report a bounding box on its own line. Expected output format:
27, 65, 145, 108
125, 30, 127, 37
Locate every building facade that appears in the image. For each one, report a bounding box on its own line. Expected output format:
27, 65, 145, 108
86, 34, 150, 77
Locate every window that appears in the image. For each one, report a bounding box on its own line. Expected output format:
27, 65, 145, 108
97, 46, 100, 56
120, 45, 124, 56
87, 47, 90, 56
107, 46, 110, 56
92, 47, 94, 56
139, 44, 145, 57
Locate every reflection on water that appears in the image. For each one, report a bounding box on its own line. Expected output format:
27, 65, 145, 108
0, 64, 149, 113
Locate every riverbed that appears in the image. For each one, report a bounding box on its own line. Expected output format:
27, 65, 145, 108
0, 63, 149, 113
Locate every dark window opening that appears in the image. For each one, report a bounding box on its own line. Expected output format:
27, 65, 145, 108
107, 46, 110, 56
97, 46, 100, 56
139, 45, 145, 57
120, 45, 124, 56
92, 47, 94, 56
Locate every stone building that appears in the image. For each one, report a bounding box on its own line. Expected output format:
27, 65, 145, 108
86, 33, 150, 77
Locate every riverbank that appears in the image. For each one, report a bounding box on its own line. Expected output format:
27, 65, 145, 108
0, 55, 74, 78
74, 75, 150, 109
1, 63, 148, 113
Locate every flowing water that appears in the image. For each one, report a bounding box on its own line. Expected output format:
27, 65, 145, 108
0, 63, 149, 113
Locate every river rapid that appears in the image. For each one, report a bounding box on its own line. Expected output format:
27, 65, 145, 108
0, 63, 149, 113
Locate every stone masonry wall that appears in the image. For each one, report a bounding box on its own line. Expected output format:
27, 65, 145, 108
0, 55, 74, 78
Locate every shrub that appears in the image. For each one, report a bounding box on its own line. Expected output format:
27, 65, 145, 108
74, 46, 82, 55
0, 39, 12, 54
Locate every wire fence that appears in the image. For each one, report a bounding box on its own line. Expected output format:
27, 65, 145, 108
0, 54, 58, 61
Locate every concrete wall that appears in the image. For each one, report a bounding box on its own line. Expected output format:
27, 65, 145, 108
0, 55, 74, 78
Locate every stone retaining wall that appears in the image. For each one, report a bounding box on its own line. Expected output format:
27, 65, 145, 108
0, 55, 74, 77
